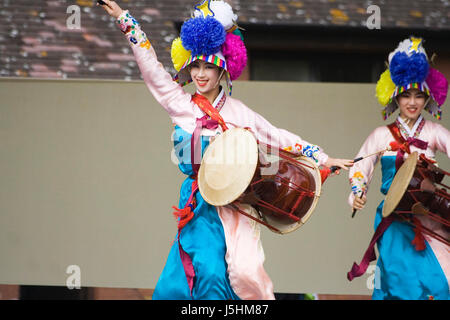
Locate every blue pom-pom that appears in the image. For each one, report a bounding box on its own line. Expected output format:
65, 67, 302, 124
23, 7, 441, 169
181, 16, 226, 56
389, 52, 429, 86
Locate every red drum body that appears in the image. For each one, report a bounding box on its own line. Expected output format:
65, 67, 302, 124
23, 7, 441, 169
198, 128, 321, 234
383, 152, 450, 243
396, 163, 450, 226
241, 148, 319, 228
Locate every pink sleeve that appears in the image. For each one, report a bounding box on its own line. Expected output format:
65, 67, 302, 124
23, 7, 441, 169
250, 108, 329, 166
347, 127, 385, 207
116, 10, 196, 133
432, 123, 450, 158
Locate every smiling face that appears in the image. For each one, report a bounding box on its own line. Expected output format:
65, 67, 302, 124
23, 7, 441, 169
188, 60, 224, 95
396, 88, 428, 121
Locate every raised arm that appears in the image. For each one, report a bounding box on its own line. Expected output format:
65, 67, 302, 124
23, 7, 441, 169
98, 1, 196, 132
347, 127, 385, 208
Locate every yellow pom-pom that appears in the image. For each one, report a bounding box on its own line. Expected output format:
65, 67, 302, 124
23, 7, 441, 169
376, 69, 396, 106
171, 37, 191, 72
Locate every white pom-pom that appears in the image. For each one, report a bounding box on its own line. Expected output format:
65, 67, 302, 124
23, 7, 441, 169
194, 0, 237, 31
388, 38, 428, 63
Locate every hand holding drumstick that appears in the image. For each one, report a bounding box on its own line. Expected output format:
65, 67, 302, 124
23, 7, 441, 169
350, 141, 402, 217
96, 0, 124, 19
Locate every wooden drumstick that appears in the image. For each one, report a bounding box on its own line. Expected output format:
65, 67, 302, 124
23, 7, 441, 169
330, 150, 382, 173
352, 193, 364, 218
354, 141, 402, 162
330, 142, 403, 173
350, 142, 402, 218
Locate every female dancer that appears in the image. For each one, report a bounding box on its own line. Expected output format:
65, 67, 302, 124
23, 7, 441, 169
98, 0, 352, 300
348, 37, 449, 300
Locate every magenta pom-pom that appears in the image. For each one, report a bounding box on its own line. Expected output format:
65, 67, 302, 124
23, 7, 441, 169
221, 33, 247, 81
426, 67, 449, 106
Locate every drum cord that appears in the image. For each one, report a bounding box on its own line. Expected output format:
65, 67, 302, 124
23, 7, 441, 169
394, 164, 450, 246
228, 203, 281, 233
416, 165, 450, 200
396, 214, 450, 247
419, 153, 450, 176
401, 184, 450, 228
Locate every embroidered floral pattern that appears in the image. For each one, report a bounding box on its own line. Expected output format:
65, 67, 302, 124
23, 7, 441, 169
302, 144, 320, 163
116, 10, 151, 49
282, 143, 320, 163
350, 171, 367, 196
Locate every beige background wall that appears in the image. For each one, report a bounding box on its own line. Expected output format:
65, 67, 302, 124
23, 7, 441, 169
0, 77, 448, 295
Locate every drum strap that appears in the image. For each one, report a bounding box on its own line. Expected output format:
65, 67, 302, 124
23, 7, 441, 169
387, 123, 430, 250
387, 122, 428, 170
171, 93, 229, 296
192, 93, 229, 132
347, 215, 395, 281
191, 93, 229, 175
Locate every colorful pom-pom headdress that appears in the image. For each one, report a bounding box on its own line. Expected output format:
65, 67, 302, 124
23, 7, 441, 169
376, 37, 449, 120
171, 0, 247, 95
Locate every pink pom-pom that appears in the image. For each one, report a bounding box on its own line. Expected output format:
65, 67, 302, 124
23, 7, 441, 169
221, 33, 247, 81
426, 67, 449, 106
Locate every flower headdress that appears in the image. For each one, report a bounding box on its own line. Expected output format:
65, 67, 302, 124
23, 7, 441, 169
171, 0, 247, 95
376, 37, 448, 120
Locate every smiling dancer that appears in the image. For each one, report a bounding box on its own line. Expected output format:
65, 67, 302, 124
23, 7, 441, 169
347, 37, 450, 300
98, 0, 353, 300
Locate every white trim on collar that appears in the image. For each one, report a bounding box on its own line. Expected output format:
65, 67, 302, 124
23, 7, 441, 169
212, 87, 225, 108
397, 114, 424, 138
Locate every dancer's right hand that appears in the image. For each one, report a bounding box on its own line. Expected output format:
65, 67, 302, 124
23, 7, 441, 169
96, 0, 123, 19
352, 194, 367, 210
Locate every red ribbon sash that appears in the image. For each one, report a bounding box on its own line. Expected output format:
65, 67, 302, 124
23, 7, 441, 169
172, 93, 228, 296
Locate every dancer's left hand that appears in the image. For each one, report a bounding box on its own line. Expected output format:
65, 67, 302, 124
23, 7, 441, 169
324, 158, 354, 175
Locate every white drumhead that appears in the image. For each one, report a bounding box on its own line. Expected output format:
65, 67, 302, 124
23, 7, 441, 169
198, 128, 258, 206
383, 151, 418, 217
